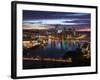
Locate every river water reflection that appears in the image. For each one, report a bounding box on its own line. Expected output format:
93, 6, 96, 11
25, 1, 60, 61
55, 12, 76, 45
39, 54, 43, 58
46, 38, 80, 51
27, 38, 90, 58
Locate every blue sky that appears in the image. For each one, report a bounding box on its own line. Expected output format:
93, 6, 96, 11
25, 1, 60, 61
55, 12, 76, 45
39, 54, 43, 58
23, 10, 91, 27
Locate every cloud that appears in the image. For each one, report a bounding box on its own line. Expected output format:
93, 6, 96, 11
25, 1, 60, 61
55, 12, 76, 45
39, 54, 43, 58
52, 13, 89, 17
23, 18, 90, 26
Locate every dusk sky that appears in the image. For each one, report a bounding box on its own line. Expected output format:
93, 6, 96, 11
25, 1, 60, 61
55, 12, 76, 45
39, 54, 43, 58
23, 10, 91, 28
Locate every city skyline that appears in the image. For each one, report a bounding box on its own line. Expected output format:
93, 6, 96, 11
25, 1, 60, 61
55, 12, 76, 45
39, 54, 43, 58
23, 10, 91, 69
